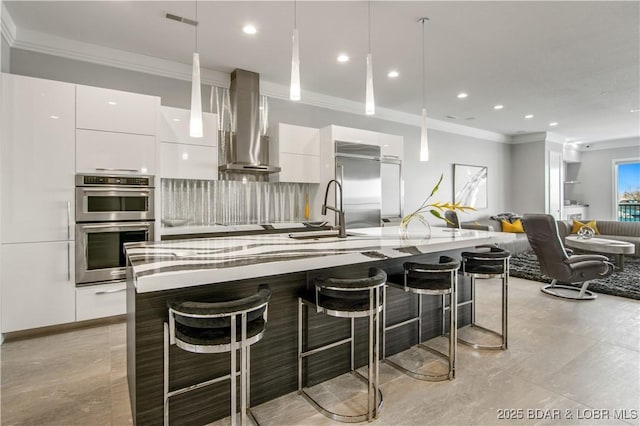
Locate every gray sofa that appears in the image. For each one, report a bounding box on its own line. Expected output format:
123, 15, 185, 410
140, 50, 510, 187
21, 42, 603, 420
556, 220, 640, 257
458, 217, 532, 254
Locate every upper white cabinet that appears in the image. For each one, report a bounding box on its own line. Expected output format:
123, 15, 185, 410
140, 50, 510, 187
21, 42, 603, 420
379, 134, 404, 160
160, 143, 218, 180
159, 106, 218, 180
76, 85, 158, 135
274, 123, 320, 183
76, 129, 156, 175
160, 106, 218, 146
331, 125, 379, 146
1, 73, 76, 243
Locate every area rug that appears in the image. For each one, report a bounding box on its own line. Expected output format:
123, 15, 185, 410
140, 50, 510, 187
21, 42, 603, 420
509, 251, 640, 300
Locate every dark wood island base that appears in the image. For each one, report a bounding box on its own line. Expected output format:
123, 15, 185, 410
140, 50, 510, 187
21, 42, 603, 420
127, 253, 473, 425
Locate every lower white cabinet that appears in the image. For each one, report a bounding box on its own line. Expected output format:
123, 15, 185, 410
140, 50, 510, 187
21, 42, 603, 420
76, 281, 126, 322
160, 142, 218, 180
1, 241, 75, 333
76, 129, 156, 174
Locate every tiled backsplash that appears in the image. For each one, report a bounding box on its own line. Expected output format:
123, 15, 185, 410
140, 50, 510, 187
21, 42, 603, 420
161, 179, 310, 225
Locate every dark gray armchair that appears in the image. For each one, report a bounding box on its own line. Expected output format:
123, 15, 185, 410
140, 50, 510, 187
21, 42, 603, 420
521, 214, 614, 300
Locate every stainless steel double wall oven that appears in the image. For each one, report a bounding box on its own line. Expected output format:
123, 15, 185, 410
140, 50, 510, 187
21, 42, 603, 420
75, 174, 155, 285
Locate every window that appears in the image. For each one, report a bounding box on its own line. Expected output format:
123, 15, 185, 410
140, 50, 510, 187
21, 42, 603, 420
616, 161, 640, 222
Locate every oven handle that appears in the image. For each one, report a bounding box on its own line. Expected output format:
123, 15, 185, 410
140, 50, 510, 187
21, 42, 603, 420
79, 188, 151, 194
95, 167, 141, 173
80, 222, 153, 230
95, 287, 126, 295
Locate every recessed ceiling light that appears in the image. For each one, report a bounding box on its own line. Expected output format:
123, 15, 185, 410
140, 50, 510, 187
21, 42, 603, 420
172, 118, 181, 122
493, 105, 504, 110
631, 108, 640, 113
549, 122, 558, 126
49, 115, 59, 119
242, 24, 257, 35
457, 92, 468, 99
107, 101, 117, 105
387, 70, 399, 78
524, 114, 534, 119
337, 54, 349, 63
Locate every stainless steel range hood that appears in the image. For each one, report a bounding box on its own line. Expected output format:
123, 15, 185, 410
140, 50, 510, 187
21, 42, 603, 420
218, 69, 280, 174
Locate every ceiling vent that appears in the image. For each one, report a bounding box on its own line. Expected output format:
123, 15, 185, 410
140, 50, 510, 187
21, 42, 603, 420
165, 13, 197, 27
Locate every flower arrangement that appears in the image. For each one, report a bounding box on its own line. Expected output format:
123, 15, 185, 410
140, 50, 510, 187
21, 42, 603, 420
401, 173, 476, 232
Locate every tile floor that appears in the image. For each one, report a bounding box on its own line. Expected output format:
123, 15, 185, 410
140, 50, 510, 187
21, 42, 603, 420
1, 277, 638, 426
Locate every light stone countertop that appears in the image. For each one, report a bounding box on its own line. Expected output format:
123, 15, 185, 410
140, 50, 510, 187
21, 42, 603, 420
126, 226, 515, 293
160, 222, 308, 236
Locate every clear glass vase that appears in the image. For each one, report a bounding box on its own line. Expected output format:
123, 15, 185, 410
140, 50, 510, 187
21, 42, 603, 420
399, 213, 432, 240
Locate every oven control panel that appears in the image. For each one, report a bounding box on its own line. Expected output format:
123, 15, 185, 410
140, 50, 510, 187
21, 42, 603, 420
77, 174, 153, 187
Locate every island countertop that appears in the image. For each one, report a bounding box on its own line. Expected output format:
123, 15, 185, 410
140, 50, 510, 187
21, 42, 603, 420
126, 226, 514, 293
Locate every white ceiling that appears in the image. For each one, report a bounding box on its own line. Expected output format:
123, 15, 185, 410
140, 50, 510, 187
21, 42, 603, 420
4, 1, 640, 144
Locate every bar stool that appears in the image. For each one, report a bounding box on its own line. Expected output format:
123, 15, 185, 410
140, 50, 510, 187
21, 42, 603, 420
298, 268, 386, 423
163, 287, 272, 426
458, 245, 510, 350
383, 256, 460, 381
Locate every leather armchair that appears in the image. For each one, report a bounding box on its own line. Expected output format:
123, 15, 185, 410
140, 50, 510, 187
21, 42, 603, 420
522, 214, 614, 300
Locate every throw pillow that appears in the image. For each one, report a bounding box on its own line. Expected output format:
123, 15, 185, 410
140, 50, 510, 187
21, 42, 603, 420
501, 219, 525, 233
571, 219, 600, 235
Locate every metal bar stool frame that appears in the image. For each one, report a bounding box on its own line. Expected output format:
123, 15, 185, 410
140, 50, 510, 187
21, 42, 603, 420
163, 289, 271, 426
298, 268, 386, 423
458, 246, 510, 351
382, 258, 459, 381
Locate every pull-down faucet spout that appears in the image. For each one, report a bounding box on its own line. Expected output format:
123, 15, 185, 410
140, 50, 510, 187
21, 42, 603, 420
321, 179, 346, 238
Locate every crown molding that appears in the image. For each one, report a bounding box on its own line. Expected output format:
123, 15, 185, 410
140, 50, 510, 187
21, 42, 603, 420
2, 6, 508, 144
576, 137, 640, 152
1, 2, 16, 46
510, 132, 547, 144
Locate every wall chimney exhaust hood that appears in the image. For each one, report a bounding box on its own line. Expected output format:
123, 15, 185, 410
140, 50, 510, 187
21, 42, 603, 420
218, 69, 280, 174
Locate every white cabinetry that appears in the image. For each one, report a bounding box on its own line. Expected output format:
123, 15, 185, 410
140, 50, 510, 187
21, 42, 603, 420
76, 85, 157, 135
159, 106, 218, 180
379, 134, 404, 160
76, 281, 126, 321
274, 123, 320, 183
1, 73, 76, 333
76, 129, 156, 174
1, 241, 75, 333
1, 73, 76, 243
75, 85, 159, 175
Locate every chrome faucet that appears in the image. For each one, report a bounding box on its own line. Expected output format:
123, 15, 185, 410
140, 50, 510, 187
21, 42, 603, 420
321, 179, 347, 238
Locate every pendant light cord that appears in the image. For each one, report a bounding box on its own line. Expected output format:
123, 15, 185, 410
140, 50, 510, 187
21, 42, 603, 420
422, 19, 425, 110
294, 0, 297, 29
195, 0, 198, 53
368, 0, 371, 53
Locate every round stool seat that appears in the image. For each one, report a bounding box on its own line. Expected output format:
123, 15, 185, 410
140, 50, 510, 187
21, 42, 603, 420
462, 247, 510, 277
174, 318, 266, 350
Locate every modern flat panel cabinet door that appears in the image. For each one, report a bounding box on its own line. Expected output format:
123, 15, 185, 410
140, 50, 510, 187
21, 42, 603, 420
278, 123, 320, 156
76, 281, 126, 321
160, 106, 218, 146
1, 73, 76, 244
279, 153, 320, 183
76, 129, 156, 175
379, 134, 404, 161
160, 142, 218, 180
1, 241, 75, 333
76, 85, 158, 135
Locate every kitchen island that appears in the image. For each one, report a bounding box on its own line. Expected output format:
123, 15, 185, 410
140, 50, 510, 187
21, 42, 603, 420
126, 226, 513, 425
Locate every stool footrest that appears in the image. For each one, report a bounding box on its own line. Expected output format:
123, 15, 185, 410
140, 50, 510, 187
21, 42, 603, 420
384, 315, 420, 332
300, 337, 352, 358
167, 371, 237, 398
458, 324, 506, 350
298, 372, 384, 423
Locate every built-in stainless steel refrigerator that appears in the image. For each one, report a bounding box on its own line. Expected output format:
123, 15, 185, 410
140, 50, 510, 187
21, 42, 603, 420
335, 141, 381, 228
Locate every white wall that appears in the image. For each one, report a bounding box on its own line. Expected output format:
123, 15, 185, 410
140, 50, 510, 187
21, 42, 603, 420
8, 47, 512, 225
1, 35, 9, 73
571, 141, 640, 220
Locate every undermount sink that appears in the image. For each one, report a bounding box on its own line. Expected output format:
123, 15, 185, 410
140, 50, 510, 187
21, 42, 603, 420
288, 230, 360, 240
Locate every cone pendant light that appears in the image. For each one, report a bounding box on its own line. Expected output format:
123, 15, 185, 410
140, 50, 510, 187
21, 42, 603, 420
189, 1, 203, 138
365, 1, 375, 115
290, 0, 301, 101
419, 18, 429, 161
